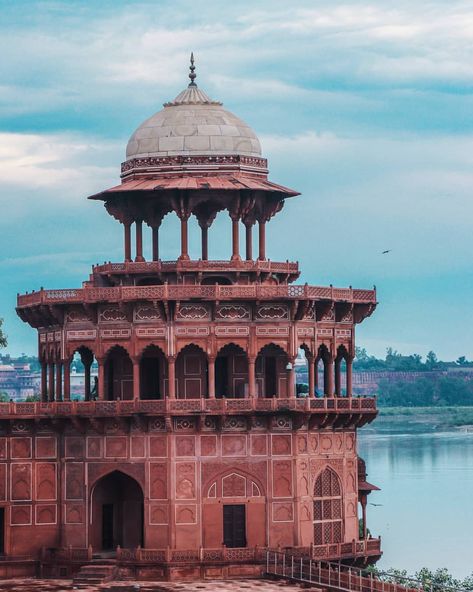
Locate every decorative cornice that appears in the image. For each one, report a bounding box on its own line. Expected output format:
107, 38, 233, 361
121, 154, 268, 178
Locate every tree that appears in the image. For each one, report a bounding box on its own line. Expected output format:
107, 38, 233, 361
0, 319, 6, 349
426, 350, 439, 370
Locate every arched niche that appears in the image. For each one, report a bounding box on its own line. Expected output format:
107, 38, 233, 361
175, 344, 208, 399
215, 343, 248, 398
103, 345, 133, 401
255, 343, 289, 398
139, 344, 166, 400
313, 467, 343, 545
90, 470, 144, 551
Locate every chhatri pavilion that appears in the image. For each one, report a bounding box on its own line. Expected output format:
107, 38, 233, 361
10, 56, 380, 582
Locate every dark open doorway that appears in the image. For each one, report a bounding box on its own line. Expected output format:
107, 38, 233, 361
92, 471, 144, 551
223, 504, 246, 548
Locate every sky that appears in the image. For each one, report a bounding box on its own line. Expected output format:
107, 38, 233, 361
0, 0, 472, 359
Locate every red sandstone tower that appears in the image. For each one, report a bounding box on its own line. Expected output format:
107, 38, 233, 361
12, 56, 380, 580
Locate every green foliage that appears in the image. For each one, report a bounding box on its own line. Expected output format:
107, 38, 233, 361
0, 393, 9, 403
24, 394, 40, 402
377, 376, 473, 407
366, 565, 473, 591
0, 319, 6, 349
353, 346, 466, 372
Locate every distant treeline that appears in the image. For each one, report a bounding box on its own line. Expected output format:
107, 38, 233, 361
377, 376, 473, 407
354, 347, 473, 371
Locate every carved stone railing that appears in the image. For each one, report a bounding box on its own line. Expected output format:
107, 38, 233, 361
41, 540, 380, 565
17, 283, 376, 308
1, 396, 377, 419
93, 259, 300, 276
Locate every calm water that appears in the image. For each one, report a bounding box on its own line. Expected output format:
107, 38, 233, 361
358, 429, 473, 579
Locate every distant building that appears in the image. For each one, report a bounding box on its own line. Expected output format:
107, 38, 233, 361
0, 363, 40, 401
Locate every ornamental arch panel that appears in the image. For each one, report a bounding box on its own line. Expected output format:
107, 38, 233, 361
139, 344, 166, 400
313, 466, 343, 545
256, 343, 289, 398
103, 345, 133, 401
215, 343, 248, 399
90, 470, 144, 551
175, 343, 208, 399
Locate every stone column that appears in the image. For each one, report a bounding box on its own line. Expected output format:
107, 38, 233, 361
287, 359, 296, 398
168, 357, 176, 399
84, 360, 92, 401
231, 217, 241, 261
124, 222, 132, 262
308, 355, 315, 397
97, 358, 105, 401
55, 362, 63, 402
135, 220, 144, 262
258, 221, 266, 261
334, 358, 341, 397
325, 358, 334, 397
41, 362, 48, 402
314, 360, 319, 394
179, 218, 190, 261
132, 358, 140, 401
152, 226, 159, 261
63, 359, 71, 401
208, 357, 215, 398
48, 363, 55, 402
245, 223, 253, 261
200, 226, 208, 261
347, 357, 353, 397
248, 357, 256, 398
361, 495, 367, 539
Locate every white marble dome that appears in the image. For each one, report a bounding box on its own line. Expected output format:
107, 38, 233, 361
126, 84, 262, 159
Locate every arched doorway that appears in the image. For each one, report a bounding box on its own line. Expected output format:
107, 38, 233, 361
140, 345, 166, 399
313, 467, 343, 545
255, 344, 289, 398
91, 471, 144, 551
175, 344, 208, 399
104, 346, 133, 400
215, 343, 248, 398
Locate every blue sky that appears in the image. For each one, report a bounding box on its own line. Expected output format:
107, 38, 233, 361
1, 0, 472, 359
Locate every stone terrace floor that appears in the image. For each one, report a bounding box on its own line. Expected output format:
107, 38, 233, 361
0, 579, 320, 592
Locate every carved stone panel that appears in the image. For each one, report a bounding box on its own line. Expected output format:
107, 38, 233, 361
65, 462, 84, 501
150, 504, 169, 525
36, 505, 57, 525
175, 462, 196, 500
271, 434, 292, 456
221, 435, 247, 457
272, 461, 292, 498
35, 437, 57, 459
11, 463, 32, 501
11, 437, 32, 459
36, 462, 57, 501
149, 463, 167, 500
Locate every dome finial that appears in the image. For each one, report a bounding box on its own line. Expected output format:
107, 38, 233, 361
188, 52, 197, 87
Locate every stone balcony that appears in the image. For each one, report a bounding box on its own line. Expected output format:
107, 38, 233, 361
17, 283, 377, 308
91, 259, 301, 278
0, 396, 377, 428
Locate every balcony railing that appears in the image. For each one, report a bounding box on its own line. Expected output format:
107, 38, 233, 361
93, 259, 300, 276
0, 396, 376, 418
40, 539, 381, 565
17, 284, 377, 308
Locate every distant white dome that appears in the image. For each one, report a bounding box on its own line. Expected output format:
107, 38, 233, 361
126, 81, 262, 160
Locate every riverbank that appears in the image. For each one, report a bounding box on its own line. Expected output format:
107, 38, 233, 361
363, 406, 473, 433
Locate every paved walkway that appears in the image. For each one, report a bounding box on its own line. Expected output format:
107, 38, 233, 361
0, 579, 318, 592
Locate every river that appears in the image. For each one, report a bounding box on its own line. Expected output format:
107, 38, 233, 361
358, 427, 473, 579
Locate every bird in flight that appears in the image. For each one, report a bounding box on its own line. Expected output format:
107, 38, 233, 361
382, 250, 391, 254
369, 503, 383, 507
